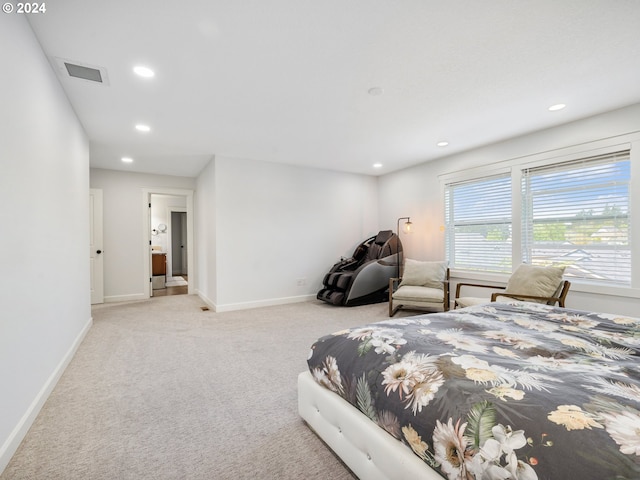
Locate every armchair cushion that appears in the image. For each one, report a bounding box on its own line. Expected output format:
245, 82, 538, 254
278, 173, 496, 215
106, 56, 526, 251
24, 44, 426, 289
393, 285, 444, 303
399, 259, 446, 289
455, 296, 492, 308
505, 264, 565, 301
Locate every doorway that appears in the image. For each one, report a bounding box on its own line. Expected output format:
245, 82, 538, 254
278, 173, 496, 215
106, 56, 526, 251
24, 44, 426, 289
143, 188, 194, 299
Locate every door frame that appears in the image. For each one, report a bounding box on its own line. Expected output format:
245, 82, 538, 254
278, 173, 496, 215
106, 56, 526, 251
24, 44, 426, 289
142, 187, 194, 298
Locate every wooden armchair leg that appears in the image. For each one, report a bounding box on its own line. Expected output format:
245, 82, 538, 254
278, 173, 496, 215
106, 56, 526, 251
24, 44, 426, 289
389, 297, 402, 317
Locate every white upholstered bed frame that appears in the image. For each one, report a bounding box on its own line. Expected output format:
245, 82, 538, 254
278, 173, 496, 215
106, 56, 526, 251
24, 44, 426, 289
298, 371, 444, 480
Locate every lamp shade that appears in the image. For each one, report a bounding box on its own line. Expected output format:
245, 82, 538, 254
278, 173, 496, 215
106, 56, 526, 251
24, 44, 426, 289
396, 216, 413, 236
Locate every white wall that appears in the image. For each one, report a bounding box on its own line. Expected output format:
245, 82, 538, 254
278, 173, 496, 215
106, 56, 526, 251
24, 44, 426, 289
196, 156, 379, 311
195, 159, 217, 304
0, 15, 91, 473
378, 103, 640, 316
89, 169, 196, 302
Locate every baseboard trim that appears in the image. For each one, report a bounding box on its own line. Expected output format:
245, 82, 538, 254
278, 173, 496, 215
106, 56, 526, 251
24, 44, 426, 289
195, 290, 216, 311
0, 316, 93, 475
195, 290, 316, 313
213, 294, 317, 312
104, 293, 147, 303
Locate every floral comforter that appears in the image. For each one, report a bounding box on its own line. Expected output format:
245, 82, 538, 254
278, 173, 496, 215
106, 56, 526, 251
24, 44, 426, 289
307, 302, 640, 480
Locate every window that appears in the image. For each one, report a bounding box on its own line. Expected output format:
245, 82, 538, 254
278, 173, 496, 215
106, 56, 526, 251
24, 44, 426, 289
445, 174, 512, 273
444, 148, 632, 288
521, 151, 631, 286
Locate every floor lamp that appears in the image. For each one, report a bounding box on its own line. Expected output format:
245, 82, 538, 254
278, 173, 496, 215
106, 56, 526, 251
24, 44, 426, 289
396, 217, 413, 278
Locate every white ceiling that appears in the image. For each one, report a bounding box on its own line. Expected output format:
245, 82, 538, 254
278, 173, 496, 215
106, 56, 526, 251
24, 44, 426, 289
28, 0, 640, 177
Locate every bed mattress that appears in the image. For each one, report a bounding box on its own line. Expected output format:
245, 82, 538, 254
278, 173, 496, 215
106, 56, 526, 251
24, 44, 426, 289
305, 301, 640, 479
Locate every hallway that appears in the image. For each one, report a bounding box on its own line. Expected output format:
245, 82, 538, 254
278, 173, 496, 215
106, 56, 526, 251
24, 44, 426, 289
152, 275, 188, 297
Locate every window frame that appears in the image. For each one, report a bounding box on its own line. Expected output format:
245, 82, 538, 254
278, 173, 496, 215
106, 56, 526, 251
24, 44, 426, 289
440, 136, 640, 297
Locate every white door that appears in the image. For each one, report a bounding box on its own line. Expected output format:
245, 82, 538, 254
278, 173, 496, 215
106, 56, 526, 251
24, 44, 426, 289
89, 188, 104, 304
180, 212, 188, 276
169, 208, 187, 277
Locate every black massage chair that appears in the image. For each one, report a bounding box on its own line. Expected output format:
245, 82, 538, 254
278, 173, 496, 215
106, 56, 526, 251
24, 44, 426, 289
317, 230, 403, 306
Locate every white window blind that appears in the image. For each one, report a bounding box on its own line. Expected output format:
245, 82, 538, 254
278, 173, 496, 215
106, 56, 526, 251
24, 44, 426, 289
445, 174, 512, 273
521, 151, 631, 285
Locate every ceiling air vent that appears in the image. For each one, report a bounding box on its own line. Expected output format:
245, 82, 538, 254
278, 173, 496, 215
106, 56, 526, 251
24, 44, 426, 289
54, 57, 110, 85
65, 62, 102, 82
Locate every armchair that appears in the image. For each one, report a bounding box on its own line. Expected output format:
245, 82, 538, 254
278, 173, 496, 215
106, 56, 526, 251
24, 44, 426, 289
389, 259, 450, 316
454, 264, 570, 309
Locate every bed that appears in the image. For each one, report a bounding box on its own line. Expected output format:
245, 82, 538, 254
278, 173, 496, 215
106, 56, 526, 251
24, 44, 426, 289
298, 301, 640, 479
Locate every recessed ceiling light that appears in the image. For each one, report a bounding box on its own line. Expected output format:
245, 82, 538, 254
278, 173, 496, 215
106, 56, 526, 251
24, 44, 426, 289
548, 103, 566, 111
121, 157, 134, 163
368, 87, 384, 96
135, 124, 151, 132
133, 66, 155, 78
373, 163, 383, 168
437, 141, 449, 147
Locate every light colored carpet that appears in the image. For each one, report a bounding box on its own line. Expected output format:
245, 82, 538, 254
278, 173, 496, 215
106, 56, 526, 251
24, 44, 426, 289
165, 277, 188, 287
1, 295, 409, 479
